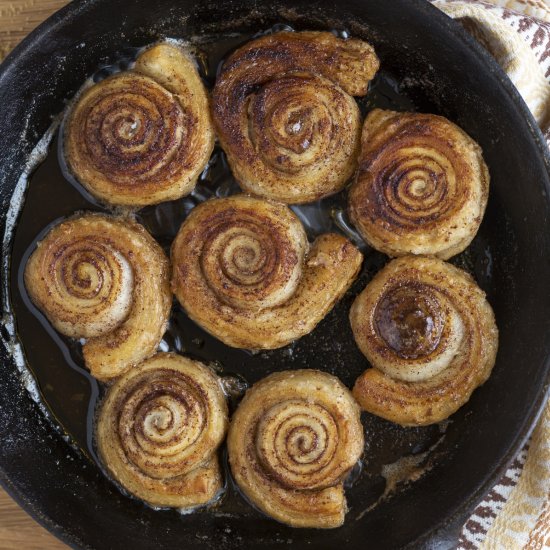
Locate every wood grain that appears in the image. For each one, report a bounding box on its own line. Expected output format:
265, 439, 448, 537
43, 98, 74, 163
0, 487, 66, 549
1, 2, 70, 546
0, 0, 69, 61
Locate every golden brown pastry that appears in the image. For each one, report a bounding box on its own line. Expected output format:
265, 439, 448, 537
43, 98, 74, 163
170, 195, 363, 349
24, 214, 171, 381
96, 353, 228, 509
349, 109, 490, 259
65, 43, 214, 207
227, 370, 363, 528
212, 31, 379, 204
350, 256, 498, 426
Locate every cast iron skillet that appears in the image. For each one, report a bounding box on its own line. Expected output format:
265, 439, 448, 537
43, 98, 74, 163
1, 0, 550, 548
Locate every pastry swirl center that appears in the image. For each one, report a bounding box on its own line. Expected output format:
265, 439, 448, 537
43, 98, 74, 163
82, 80, 185, 182
46, 238, 134, 336
374, 285, 444, 359
249, 76, 337, 176
255, 401, 340, 490
117, 371, 210, 479
220, 232, 269, 284
381, 149, 455, 223
199, 211, 304, 312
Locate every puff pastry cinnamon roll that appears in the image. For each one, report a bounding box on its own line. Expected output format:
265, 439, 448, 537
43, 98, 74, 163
96, 353, 228, 508
212, 31, 379, 204
227, 370, 363, 528
350, 256, 498, 426
65, 43, 214, 207
24, 214, 171, 381
349, 109, 490, 259
170, 195, 363, 349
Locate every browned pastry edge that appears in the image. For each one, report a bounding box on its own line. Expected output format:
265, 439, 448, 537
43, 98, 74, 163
212, 31, 380, 203
96, 352, 228, 508
65, 42, 215, 206
349, 109, 490, 259
350, 255, 498, 426
227, 369, 364, 528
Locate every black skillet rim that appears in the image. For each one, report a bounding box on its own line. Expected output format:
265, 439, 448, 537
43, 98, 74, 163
0, 0, 549, 548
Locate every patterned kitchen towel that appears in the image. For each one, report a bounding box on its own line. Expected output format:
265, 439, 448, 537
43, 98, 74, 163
435, 0, 550, 141
481, 0, 550, 22
432, 3, 550, 548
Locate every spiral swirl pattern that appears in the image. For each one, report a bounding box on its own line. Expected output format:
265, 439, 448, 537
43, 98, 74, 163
24, 214, 171, 381
350, 256, 498, 426
256, 401, 343, 491
349, 109, 490, 259
171, 195, 363, 349
65, 43, 214, 207
227, 370, 363, 528
35, 238, 133, 338
97, 353, 228, 508
198, 204, 305, 311
378, 152, 457, 225
212, 31, 379, 204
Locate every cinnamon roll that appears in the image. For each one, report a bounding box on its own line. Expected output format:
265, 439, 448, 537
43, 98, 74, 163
65, 43, 214, 207
24, 214, 171, 381
212, 31, 380, 204
349, 109, 490, 259
227, 370, 363, 528
96, 353, 228, 508
170, 195, 363, 349
350, 256, 498, 426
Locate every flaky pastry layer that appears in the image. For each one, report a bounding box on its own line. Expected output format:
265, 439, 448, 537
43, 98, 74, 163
24, 213, 171, 380
212, 31, 379, 203
65, 43, 214, 206
227, 369, 363, 528
351, 256, 498, 426
96, 353, 228, 508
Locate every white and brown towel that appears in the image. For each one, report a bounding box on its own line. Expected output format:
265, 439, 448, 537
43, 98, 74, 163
432, 2, 550, 547
434, 0, 550, 141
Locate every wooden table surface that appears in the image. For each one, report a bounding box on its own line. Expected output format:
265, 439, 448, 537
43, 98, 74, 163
0, 3, 70, 547
0, 489, 66, 550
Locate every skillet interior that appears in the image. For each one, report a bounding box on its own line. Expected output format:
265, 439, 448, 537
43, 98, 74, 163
1, 0, 550, 548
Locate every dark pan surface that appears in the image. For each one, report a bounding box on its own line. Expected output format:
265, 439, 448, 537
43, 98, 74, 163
1, 1, 550, 549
